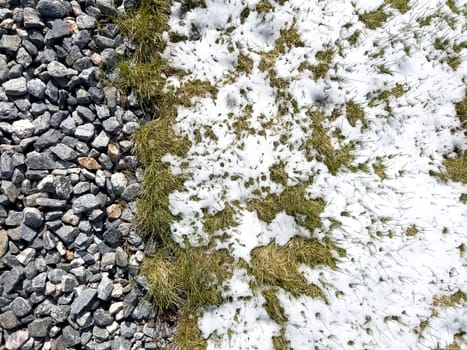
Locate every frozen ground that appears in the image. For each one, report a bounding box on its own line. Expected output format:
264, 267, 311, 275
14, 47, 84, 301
160, 0, 466, 348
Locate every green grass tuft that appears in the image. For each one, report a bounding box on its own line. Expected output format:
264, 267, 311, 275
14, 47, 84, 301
346, 101, 367, 128
262, 289, 288, 324
359, 6, 389, 29
250, 237, 335, 299
256, 0, 273, 13
272, 328, 290, 350
269, 162, 288, 186
203, 205, 238, 235
386, 0, 410, 13
443, 155, 467, 183
247, 184, 325, 233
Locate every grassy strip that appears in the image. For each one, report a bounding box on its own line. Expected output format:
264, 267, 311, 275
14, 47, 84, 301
115, 1, 341, 348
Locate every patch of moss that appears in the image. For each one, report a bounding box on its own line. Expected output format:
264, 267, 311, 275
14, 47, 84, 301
443, 155, 467, 183
115, 0, 170, 62
173, 312, 207, 350
269, 162, 288, 186
169, 31, 188, 42
256, 0, 273, 13
240, 7, 250, 24
132, 118, 191, 246
447, 55, 461, 70
359, 6, 390, 29
460, 194, 467, 203
247, 184, 325, 233
237, 53, 254, 74
262, 289, 287, 324
373, 160, 387, 180
250, 237, 336, 299
275, 25, 304, 54
405, 225, 418, 237
434, 37, 450, 51
178, 79, 218, 106
386, 0, 410, 13
446, 0, 459, 14
307, 111, 354, 175
455, 89, 466, 128
203, 205, 237, 235
181, 0, 207, 13
432, 290, 466, 307
347, 30, 361, 45
346, 101, 367, 128
272, 328, 290, 350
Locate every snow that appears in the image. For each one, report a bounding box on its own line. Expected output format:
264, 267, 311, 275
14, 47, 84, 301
160, 0, 467, 348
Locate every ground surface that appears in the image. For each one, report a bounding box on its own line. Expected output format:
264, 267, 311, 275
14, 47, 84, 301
132, 0, 467, 349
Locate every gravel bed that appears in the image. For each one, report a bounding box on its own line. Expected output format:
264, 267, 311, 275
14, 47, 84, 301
0, 0, 176, 349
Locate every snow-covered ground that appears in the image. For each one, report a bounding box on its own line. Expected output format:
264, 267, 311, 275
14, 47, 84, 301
160, 0, 466, 348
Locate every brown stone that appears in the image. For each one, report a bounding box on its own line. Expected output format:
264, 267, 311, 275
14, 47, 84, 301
107, 143, 120, 162
78, 157, 102, 170
66, 250, 74, 261
106, 204, 122, 219
65, 19, 79, 34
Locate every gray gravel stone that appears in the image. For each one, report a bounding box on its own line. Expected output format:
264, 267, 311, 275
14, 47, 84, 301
50, 143, 78, 161
19, 223, 38, 242
62, 325, 81, 347
5, 329, 29, 350
103, 227, 122, 246
75, 123, 95, 141
97, 275, 113, 301
28, 317, 53, 338
72, 193, 101, 213
0, 310, 20, 329
36, 0, 68, 18
103, 117, 121, 134
121, 183, 139, 201
2, 77, 27, 96
110, 173, 127, 195
0, 35, 21, 54
26, 79, 46, 98
70, 288, 97, 315
55, 225, 79, 245
76, 14, 96, 29
11, 297, 32, 317
25, 152, 56, 170
23, 7, 43, 29
0, 229, 8, 257
23, 207, 43, 229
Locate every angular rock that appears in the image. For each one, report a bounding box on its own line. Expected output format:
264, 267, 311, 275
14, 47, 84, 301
23, 7, 44, 29
97, 275, 113, 301
70, 288, 97, 315
78, 157, 101, 170
50, 143, 78, 161
62, 325, 80, 347
36, 0, 68, 18
25, 151, 56, 170
26, 78, 46, 98
28, 317, 53, 338
75, 123, 94, 141
103, 227, 121, 247
0, 35, 21, 55
5, 329, 29, 350
0, 310, 20, 329
2, 77, 27, 96
72, 193, 101, 213
55, 225, 79, 245
0, 229, 8, 257
11, 297, 32, 317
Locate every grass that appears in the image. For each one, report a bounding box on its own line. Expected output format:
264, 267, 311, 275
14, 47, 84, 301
386, 0, 410, 13
307, 111, 353, 175
269, 162, 288, 186
405, 225, 418, 237
455, 89, 466, 128
203, 205, 238, 235
275, 24, 304, 54
247, 183, 325, 233
442, 155, 467, 183
250, 237, 335, 299
237, 53, 254, 74
262, 289, 287, 324
272, 328, 290, 350
432, 290, 466, 307
142, 246, 233, 314
373, 160, 387, 180
359, 6, 389, 29
256, 0, 273, 13
178, 79, 218, 106
346, 101, 367, 128
173, 312, 207, 350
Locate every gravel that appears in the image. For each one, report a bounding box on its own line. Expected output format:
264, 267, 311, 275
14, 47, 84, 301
0, 0, 176, 348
